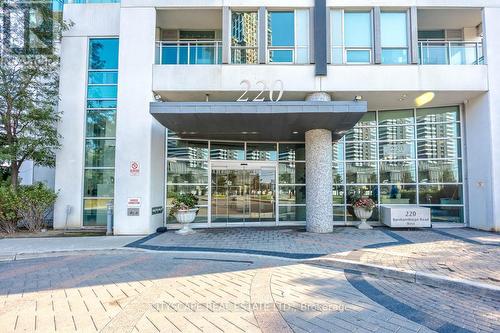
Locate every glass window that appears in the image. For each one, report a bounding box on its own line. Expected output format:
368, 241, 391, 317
416, 106, 460, 123
210, 142, 244, 160
378, 126, 414, 141
333, 142, 345, 161
167, 185, 209, 205
333, 185, 345, 204
330, 9, 343, 64
417, 123, 460, 139
167, 160, 208, 184
246, 143, 277, 161
167, 140, 208, 160
345, 142, 377, 161
417, 139, 461, 159
231, 11, 258, 64
279, 162, 305, 184
346, 185, 378, 203
419, 184, 463, 205
345, 127, 377, 141
269, 50, 293, 63
378, 109, 414, 126
295, 9, 309, 63
344, 12, 372, 47
84, 169, 115, 197
346, 50, 371, 63
381, 12, 408, 47
379, 142, 415, 160
425, 206, 464, 223
346, 162, 377, 184
87, 85, 118, 99
268, 12, 294, 47
83, 198, 112, 227
279, 205, 306, 222
279, 143, 305, 161
355, 112, 377, 127
87, 100, 117, 109
380, 185, 416, 204
279, 185, 306, 205
89, 38, 119, 70
86, 110, 116, 138
379, 161, 416, 183
333, 206, 345, 221
381, 12, 408, 64
418, 160, 462, 183
85, 139, 116, 168
88, 71, 118, 85
333, 163, 344, 184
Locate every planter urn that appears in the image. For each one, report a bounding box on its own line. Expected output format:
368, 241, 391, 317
175, 208, 198, 235
354, 207, 373, 230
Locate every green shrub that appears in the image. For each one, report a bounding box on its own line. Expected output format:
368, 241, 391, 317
169, 193, 199, 216
17, 183, 58, 232
0, 185, 21, 233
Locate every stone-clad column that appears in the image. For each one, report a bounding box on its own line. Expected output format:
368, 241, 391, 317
305, 92, 333, 233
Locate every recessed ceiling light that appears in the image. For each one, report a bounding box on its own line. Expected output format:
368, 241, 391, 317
292, 131, 299, 134
241, 131, 248, 134
415, 92, 435, 107
250, 131, 259, 134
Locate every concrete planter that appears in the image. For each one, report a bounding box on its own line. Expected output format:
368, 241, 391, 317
175, 208, 198, 235
354, 207, 373, 230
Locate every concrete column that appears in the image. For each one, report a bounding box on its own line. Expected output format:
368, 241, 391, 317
305, 92, 333, 233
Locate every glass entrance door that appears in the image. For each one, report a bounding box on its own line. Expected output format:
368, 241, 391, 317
211, 163, 276, 225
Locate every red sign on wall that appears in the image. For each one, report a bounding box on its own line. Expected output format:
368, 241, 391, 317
130, 161, 140, 176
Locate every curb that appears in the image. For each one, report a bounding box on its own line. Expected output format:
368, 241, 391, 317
0, 247, 146, 261
308, 257, 500, 299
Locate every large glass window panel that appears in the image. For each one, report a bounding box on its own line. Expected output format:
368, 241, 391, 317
268, 12, 294, 46
346, 185, 379, 204
379, 141, 416, 160
346, 162, 377, 184
167, 184, 209, 205
345, 142, 377, 161
246, 143, 277, 161
333, 163, 344, 184
378, 125, 414, 141
167, 139, 208, 160
88, 71, 118, 84
344, 12, 372, 47
279, 143, 305, 161
279, 206, 306, 221
87, 85, 118, 99
419, 184, 463, 205
231, 12, 258, 47
84, 169, 114, 197
381, 12, 408, 47
333, 185, 345, 204
417, 122, 460, 139
346, 50, 371, 63
378, 109, 414, 126
424, 206, 464, 223
354, 112, 377, 127
379, 161, 416, 183
279, 185, 306, 205
269, 50, 293, 63
87, 100, 117, 109
345, 127, 377, 141
416, 106, 460, 123
167, 160, 208, 184
333, 142, 345, 161
418, 159, 462, 183
89, 38, 119, 70
330, 9, 343, 64
381, 49, 408, 64
86, 110, 116, 138
231, 48, 258, 64
210, 142, 244, 160
279, 162, 305, 184
85, 139, 116, 168
380, 185, 416, 204
83, 198, 112, 227
333, 206, 345, 221
417, 139, 461, 159
295, 9, 309, 63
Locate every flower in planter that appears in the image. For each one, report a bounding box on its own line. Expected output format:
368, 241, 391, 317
352, 197, 376, 211
169, 193, 199, 217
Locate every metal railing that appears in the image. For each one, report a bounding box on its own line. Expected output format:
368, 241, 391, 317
155, 41, 222, 65
418, 41, 484, 65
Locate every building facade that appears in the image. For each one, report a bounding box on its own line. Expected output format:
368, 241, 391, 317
55, 0, 500, 234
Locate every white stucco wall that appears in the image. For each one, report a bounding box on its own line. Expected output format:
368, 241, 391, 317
54, 36, 88, 229
465, 7, 500, 231
114, 6, 164, 235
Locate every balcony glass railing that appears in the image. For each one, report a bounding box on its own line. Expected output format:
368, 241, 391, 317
155, 41, 222, 65
419, 41, 484, 65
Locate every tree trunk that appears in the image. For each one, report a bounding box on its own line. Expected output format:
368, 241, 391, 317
11, 162, 18, 188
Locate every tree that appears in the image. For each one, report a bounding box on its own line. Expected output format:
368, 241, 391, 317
0, 1, 67, 187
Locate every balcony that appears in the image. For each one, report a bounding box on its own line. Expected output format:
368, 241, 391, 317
155, 41, 222, 65
419, 41, 483, 65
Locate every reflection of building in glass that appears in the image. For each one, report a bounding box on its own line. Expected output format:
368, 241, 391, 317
210, 149, 240, 160
231, 12, 258, 64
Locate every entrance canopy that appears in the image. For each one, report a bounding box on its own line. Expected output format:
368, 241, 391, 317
150, 101, 367, 141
